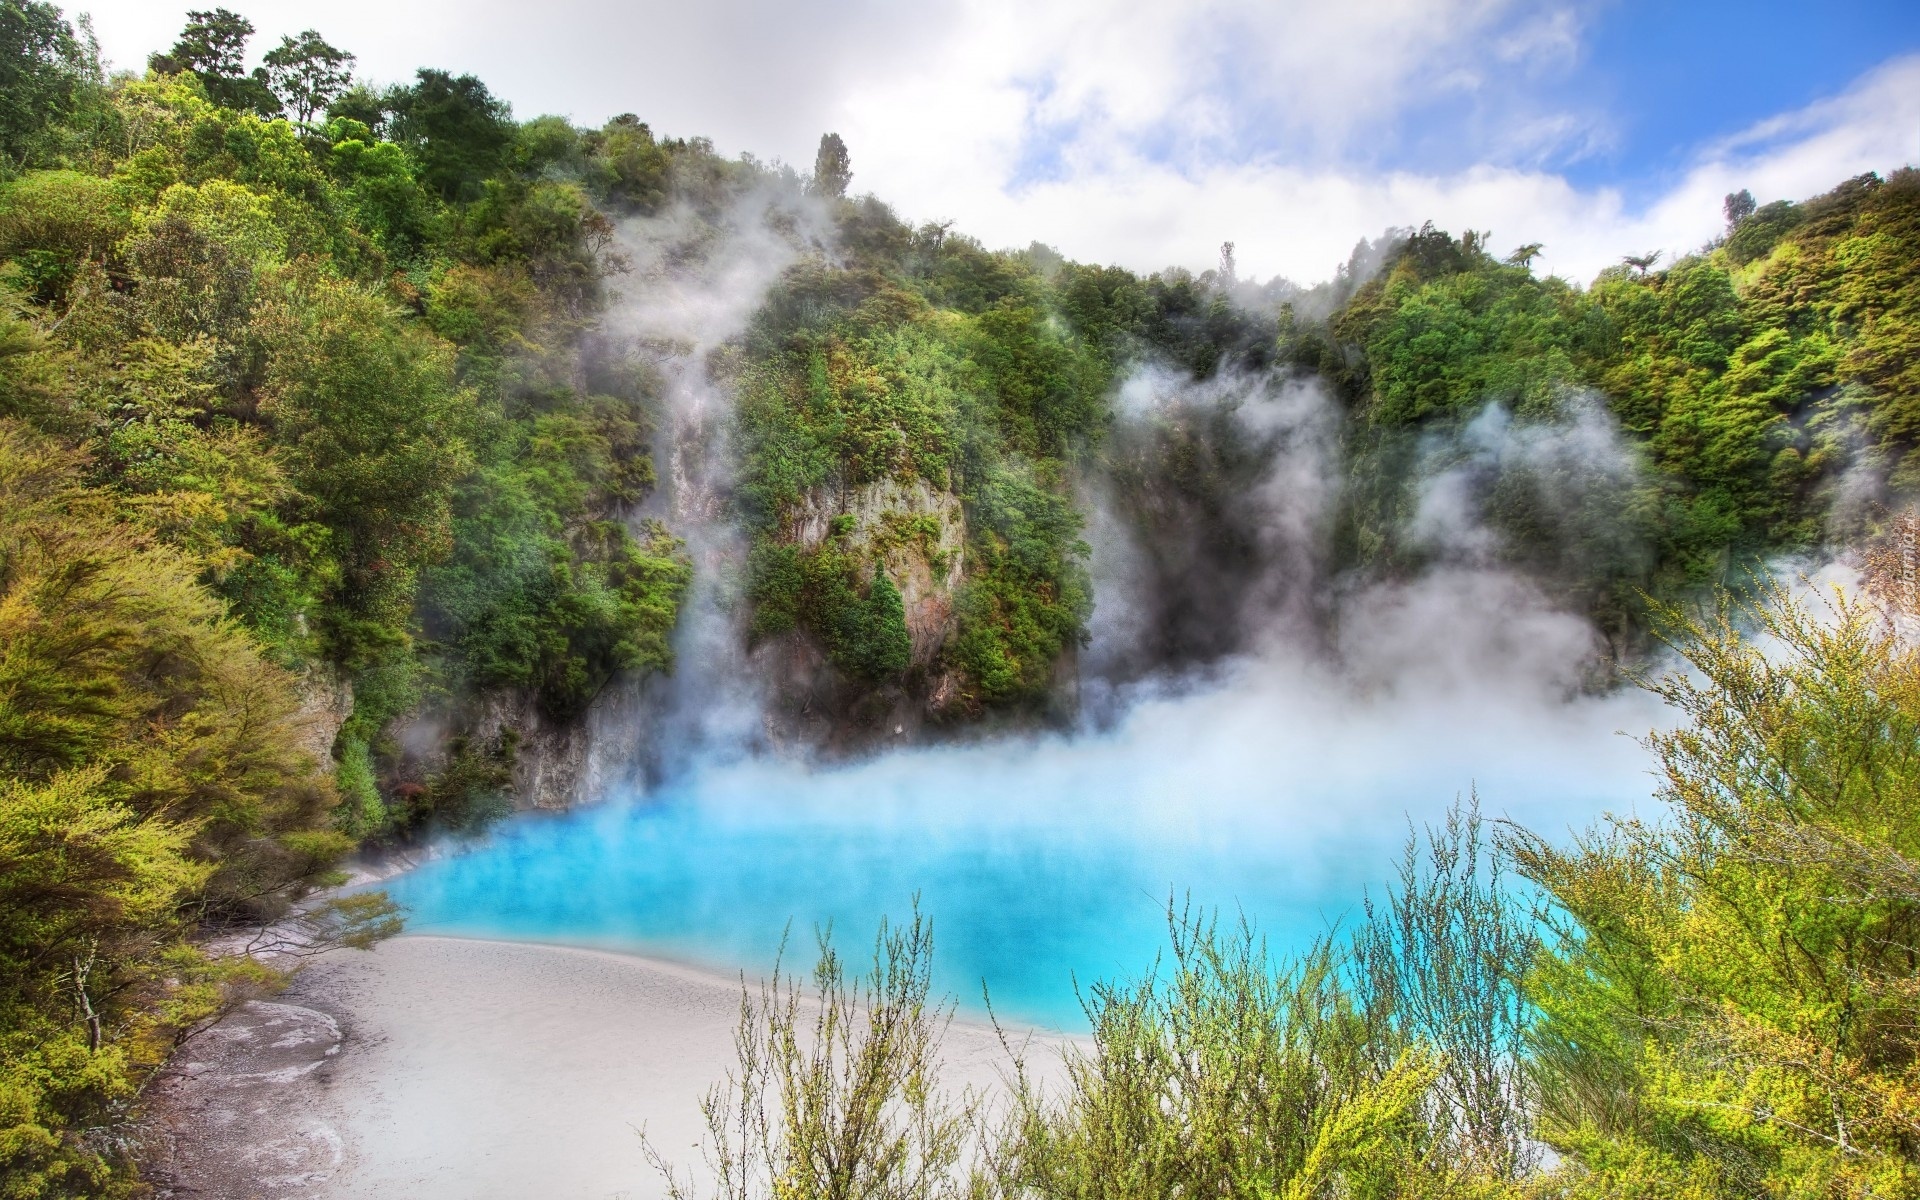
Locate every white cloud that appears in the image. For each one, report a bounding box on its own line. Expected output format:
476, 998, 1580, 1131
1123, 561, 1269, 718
843, 49, 1920, 285
72, 2, 1920, 285
78, 0, 1585, 168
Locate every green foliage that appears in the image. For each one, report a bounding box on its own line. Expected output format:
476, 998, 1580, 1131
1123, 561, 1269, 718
1751, 172, 1920, 488
1134, 266, 1280, 378
735, 277, 967, 514
1349, 258, 1587, 425
259, 30, 353, 127
1354, 801, 1538, 1182
1052, 261, 1154, 360
744, 518, 911, 679
0, 292, 62, 424
584, 113, 671, 213
0, 7, 697, 831
1000, 918, 1458, 1198
0, 171, 125, 303
385, 69, 514, 202
950, 468, 1090, 705
0, 423, 347, 907
1, 766, 199, 1198
970, 297, 1103, 458
426, 501, 691, 718
256, 267, 469, 660
647, 907, 976, 1200
1309, 173, 1920, 613
0, 0, 100, 174
859, 569, 912, 677
799, 553, 911, 681
0, 420, 368, 1193
811, 132, 851, 200
323, 121, 433, 261
735, 232, 1109, 708
1511, 577, 1920, 1197
148, 8, 277, 118
1725, 198, 1803, 265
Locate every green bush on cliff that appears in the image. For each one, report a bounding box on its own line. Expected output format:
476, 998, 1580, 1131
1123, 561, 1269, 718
734, 227, 1103, 707
949, 467, 1091, 704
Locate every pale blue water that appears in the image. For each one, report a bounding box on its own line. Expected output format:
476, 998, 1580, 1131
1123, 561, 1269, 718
380, 673, 1661, 1030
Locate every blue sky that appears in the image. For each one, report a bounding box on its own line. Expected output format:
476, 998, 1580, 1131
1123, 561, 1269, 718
1537, 0, 1920, 191
73, 0, 1920, 282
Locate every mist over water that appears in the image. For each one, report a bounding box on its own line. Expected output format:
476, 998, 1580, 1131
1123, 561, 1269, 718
380, 203, 1672, 1030
384, 656, 1659, 1027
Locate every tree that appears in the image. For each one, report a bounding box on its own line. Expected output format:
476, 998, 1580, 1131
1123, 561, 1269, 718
857, 565, 912, 678
149, 8, 278, 116
255, 268, 470, 649
0, 421, 378, 1189
261, 29, 354, 126
1513, 578, 1920, 1196
150, 8, 247, 81
1355, 800, 1538, 1182
386, 68, 513, 201
812, 131, 850, 199
0, 0, 99, 170
1723, 187, 1756, 227
325, 81, 388, 136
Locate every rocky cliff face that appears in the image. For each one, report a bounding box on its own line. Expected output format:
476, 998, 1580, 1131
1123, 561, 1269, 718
789, 476, 966, 666
391, 677, 660, 815
464, 692, 599, 812
757, 474, 972, 751
292, 668, 353, 777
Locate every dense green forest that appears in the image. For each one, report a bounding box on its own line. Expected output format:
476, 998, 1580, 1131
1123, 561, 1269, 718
0, 0, 1917, 1194
1307, 175, 1920, 649
731, 143, 1920, 703
0, 5, 705, 1191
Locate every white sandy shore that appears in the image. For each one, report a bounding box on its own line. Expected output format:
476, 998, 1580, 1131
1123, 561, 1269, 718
145, 935, 1053, 1200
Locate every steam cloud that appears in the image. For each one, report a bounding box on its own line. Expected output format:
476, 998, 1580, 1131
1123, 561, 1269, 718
585, 193, 1680, 843
394, 201, 1681, 1019
581, 183, 839, 784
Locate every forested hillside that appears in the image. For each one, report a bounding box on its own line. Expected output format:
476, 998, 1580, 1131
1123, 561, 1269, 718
732, 162, 1919, 716
1307, 176, 1920, 645
0, 6, 704, 1189
733, 217, 1292, 723
0, 0, 1917, 1193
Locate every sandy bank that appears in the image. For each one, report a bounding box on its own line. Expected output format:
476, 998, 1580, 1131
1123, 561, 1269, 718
143, 935, 1051, 1199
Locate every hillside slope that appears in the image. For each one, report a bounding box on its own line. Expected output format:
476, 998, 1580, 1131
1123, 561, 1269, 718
0, 4, 1916, 1190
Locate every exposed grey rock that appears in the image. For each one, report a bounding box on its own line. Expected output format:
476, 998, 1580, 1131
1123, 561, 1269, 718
789, 477, 967, 667
141, 1000, 349, 1198
290, 668, 353, 777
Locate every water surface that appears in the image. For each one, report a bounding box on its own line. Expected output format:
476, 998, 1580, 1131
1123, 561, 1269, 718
383, 669, 1661, 1029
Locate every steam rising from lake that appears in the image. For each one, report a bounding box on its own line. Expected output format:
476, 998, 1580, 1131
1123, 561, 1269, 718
384, 624, 1658, 1025
380, 200, 1669, 1027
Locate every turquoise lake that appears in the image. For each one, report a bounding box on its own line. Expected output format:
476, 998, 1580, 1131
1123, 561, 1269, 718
379, 667, 1662, 1030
